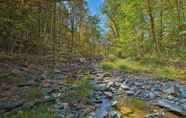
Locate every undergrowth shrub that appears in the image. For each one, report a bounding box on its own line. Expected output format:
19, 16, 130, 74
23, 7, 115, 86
107, 54, 118, 62
4, 104, 55, 118
25, 87, 43, 101
100, 61, 115, 70
61, 74, 95, 104
118, 64, 128, 71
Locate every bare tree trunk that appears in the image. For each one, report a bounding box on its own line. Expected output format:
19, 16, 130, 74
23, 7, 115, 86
52, 1, 56, 66
146, 0, 161, 54
71, 5, 75, 57
160, 0, 164, 41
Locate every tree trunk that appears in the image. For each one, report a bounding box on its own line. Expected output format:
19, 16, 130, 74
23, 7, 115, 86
52, 1, 56, 66
146, 0, 161, 54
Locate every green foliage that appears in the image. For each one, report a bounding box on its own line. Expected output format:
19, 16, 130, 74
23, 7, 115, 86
0, 0, 103, 60
103, 0, 186, 62
107, 54, 118, 62
24, 87, 43, 101
4, 104, 55, 118
100, 61, 115, 70
75, 75, 94, 102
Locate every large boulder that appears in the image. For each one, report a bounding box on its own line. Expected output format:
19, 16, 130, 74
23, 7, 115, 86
156, 99, 186, 116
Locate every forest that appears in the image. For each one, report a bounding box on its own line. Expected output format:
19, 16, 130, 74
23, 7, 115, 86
0, 0, 186, 118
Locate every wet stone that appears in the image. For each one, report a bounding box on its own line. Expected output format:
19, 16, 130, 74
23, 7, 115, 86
156, 99, 186, 116
104, 92, 113, 99
0, 100, 24, 111
178, 86, 186, 98
136, 90, 156, 101
120, 84, 130, 90
109, 111, 121, 118
162, 82, 178, 95
126, 90, 135, 96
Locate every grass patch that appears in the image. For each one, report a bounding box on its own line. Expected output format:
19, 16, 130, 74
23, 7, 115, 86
61, 75, 95, 104
99, 61, 115, 70
129, 98, 147, 110
101, 57, 186, 80
116, 97, 147, 110
115, 97, 147, 117
3, 104, 55, 118
24, 87, 43, 101
118, 64, 129, 72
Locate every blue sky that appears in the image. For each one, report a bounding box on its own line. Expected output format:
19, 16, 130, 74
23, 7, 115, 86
86, 0, 104, 16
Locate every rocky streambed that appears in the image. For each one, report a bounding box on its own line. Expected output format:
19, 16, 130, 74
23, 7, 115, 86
1, 60, 186, 118
86, 68, 186, 118
52, 67, 186, 118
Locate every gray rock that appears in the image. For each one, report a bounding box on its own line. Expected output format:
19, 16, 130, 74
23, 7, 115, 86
179, 86, 186, 98
106, 82, 114, 88
162, 82, 178, 96
103, 72, 112, 78
166, 95, 175, 100
55, 102, 70, 115
151, 84, 162, 92
97, 83, 107, 91
55, 74, 64, 79
145, 113, 164, 118
136, 90, 156, 100
54, 69, 61, 73
156, 99, 186, 116
109, 111, 121, 118
126, 90, 135, 96
111, 101, 118, 107
180, 99, 186, 104
0, 100, 24, 111
182, 103, 186, 111
87, 112, 96, 118
104, 92, 113, 99
120, 84, 129, 90
134, 82, 143, 87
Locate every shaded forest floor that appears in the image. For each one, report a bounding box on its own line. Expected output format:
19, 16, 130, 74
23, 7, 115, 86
0, 54, 186, 118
